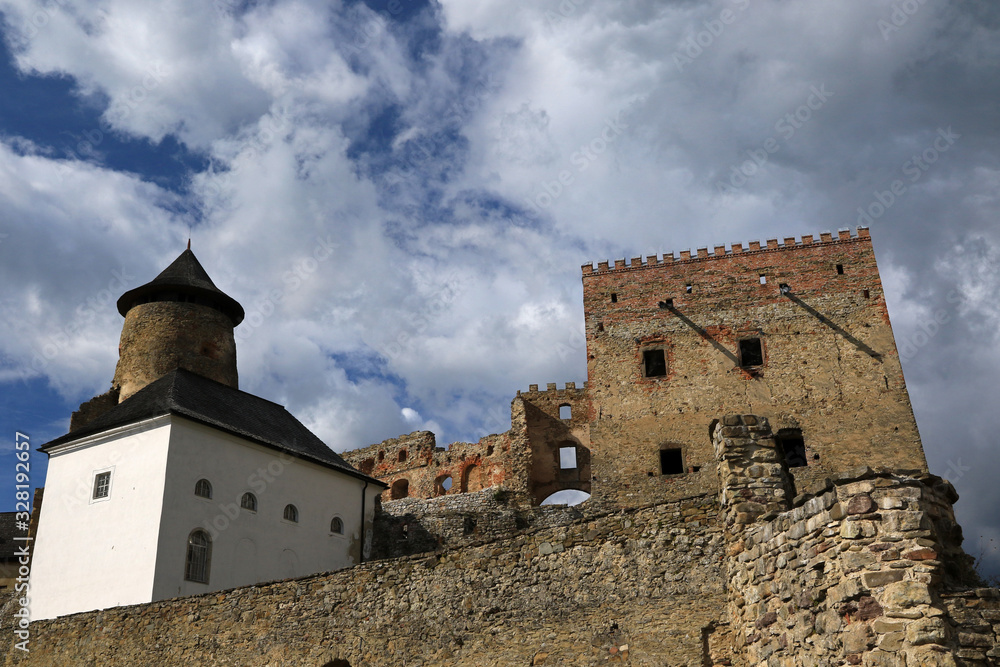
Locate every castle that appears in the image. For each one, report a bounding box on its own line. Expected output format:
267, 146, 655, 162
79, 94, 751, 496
3, 226, 998, 666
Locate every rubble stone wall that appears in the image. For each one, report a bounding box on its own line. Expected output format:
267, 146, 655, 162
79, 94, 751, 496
713, 415, 989, 667
2, 496, 725, 667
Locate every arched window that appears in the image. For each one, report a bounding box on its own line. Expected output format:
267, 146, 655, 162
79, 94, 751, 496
330, 517, 344, 534
241, 492, 257, 512
283, 504, 299, 523
194, 479, 212, 499
398, 449, 407, 463
184, 530, 212, 583
390, 479, 409, 500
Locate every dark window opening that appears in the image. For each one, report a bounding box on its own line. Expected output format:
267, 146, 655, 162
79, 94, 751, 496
559, 404, 572, 420
738, 338, 764, 367
610, 293, 617, 303
486, 445, 494, 456
658, 298, 673, 309
863, 289, 870, 299
240, 492, 257, 512
643, 349, 667, 377
685, 283, 692, 293
194, 478, 212, 499
377, 450, 385, 462
463, 516, 477, 535
184, 530, 211, 584
93, 471, 111, 499
836, 264, 844, 275
660, 448, 684, 475
397, 449, 407, 463
321, 660, 351, 667
776, 430, 807, 468
330, 517, 344, 534
390, 479, 409, 500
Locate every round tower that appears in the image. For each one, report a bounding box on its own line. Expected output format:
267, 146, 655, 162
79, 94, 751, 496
112, 247, 244, 402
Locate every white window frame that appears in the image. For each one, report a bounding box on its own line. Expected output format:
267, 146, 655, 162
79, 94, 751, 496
90, 467, 114, 504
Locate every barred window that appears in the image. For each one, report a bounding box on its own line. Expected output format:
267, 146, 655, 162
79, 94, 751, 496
330, 517, 344, 534
184, 530, 211, 584
93, 471, 111, 499
283, 504, 299, 523
194, 478, 212, 499
241, 492, 257, 512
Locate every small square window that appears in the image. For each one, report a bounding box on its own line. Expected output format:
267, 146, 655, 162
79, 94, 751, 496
643, 349, 667, 377
559, 405, 572, 420
559, 447, 577, 469
93, 471, 111, 499
836, 264, 844, 275
759, 275, 767, 285
738, 338, 764, 367
659, 448, 684, 475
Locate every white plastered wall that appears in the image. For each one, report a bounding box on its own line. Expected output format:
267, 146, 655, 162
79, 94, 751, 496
29, 417, 172, 620
152, 417, 379, 600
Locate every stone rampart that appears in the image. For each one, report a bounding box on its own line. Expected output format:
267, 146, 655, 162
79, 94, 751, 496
713, 415, 992, 666
2, 495, 724, 666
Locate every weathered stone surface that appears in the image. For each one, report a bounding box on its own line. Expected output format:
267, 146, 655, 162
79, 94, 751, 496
883, 581, 933, 609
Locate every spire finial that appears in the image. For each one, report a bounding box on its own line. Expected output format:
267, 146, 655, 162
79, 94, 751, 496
187, 238, 191, 251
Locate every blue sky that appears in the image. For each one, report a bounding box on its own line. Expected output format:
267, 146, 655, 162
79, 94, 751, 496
1, 0, 999, 575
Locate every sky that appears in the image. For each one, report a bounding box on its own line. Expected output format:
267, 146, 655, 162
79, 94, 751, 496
0, 0, 997, 575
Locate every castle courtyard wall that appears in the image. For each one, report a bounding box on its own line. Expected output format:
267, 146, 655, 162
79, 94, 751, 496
3, 496, 725, 666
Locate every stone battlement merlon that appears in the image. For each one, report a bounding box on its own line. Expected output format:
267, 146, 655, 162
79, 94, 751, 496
581, 226, 870, 276
519, 381, 589, 395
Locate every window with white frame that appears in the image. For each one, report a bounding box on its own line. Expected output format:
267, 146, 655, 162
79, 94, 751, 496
92, 471, 111, 500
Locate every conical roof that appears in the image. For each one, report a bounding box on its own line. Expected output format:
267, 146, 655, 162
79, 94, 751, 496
116, 249, 245, 325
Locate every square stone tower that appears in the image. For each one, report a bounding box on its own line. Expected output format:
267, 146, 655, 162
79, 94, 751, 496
581, 227, 927, 507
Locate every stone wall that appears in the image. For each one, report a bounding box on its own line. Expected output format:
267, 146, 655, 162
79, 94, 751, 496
3, 496, 725, 666
341, 398, 532, 506
943, 591, 1000, 664
112, 301, 239, 402
582, 227, 928, 509
519, 383, 593, 504
713, 415, 990, 666
372, 488, 590, 559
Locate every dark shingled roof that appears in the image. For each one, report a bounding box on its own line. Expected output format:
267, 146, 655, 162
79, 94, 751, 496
42, 369, 385, 487
117, 249, 245, 325
0, 512, 20, 560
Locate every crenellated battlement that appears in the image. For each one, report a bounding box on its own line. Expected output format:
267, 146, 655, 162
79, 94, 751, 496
519, 381, 588, 395
581, 226, 870, 275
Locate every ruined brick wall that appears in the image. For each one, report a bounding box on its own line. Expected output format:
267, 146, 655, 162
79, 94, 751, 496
341, 397, 532, 505
519, 382, 592, 504
582, 227, 927, 509
112, 301, 238, 401
3, 496, 726, 667
713, 415, 991, 666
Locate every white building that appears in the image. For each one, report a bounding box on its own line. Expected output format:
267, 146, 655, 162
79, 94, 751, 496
29, 249, 385, 621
